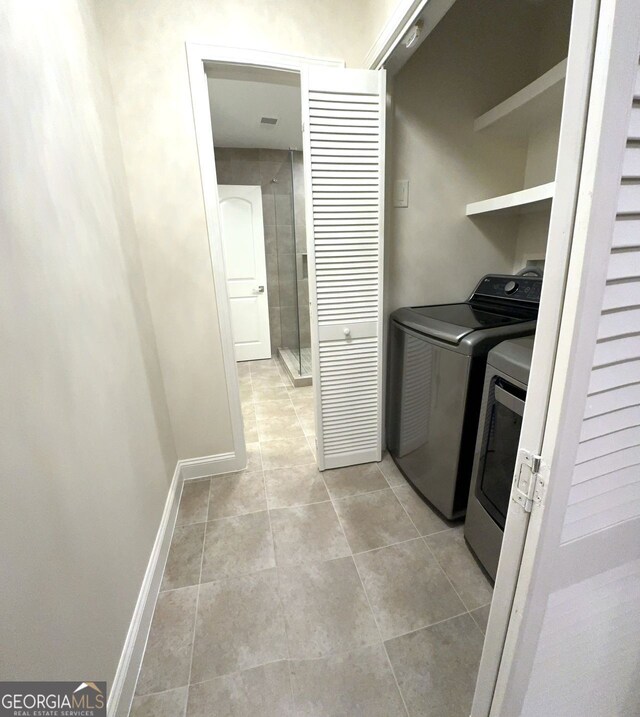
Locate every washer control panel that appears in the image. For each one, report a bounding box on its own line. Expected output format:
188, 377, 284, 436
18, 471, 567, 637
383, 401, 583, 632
472, 275, 542, 304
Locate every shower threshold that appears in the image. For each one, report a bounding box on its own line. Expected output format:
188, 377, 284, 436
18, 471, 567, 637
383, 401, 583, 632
278, 347, 312, 387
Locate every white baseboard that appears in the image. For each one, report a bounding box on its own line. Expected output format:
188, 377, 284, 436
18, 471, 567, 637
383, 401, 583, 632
108, 450, 243, 717
108, 463, 183, 717
179, 450, 243, 480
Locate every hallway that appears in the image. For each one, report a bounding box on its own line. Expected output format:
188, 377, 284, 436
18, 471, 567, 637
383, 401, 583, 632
131, 359, 492, 716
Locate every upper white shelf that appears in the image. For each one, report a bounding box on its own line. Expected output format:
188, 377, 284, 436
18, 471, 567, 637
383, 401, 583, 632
474, 59, 567, 138
466, 182, 555, 217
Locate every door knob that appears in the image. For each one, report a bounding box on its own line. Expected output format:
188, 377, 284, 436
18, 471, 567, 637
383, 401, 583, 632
256, 285, 265, 293
343, 327, 351, 336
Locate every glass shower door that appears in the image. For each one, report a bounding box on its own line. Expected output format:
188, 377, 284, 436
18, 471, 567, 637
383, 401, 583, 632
273, 149, 310, 383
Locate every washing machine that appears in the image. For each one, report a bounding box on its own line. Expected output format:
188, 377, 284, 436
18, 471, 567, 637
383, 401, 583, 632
386, 274, 541, 520
464, 336, 534, 580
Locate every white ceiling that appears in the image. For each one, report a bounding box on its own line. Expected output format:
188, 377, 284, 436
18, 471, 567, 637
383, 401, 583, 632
207, 66, 302, 150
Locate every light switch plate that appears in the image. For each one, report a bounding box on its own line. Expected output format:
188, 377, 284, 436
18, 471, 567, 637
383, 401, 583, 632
394, 179, 409, 207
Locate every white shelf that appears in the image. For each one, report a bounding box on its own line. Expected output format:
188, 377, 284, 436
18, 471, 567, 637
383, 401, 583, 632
466, 182, 555, 217
474, 59, 567, 138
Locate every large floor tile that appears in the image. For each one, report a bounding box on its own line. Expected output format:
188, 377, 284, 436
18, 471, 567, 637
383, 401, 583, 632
270, 502, 350, 566
306, 435, 317, 460
301, 421, 315, 438
255, 398, 296, 421
293, 402, 315, 423
207, 471, 267, 520
470, 603, 491, 634
253, 385, 291, 403
376, 452, 407, 487
135, 586, 198, 695
130, 687, 188, 717
256, 413, 305, 442
245, 442, 263, 472
249, 358, 280, 374
241, 402, 256, 420
278, 557, 379, 658
190, 569, 287, 682
176, 479, 210, 526
334, 489, 419, 554
264, 464, 329, 508
161, 523, 205, 590
392, 485, 451, 536
289, 385, 313, 400
201, 511, 275, 582
242, 415, 260, 443
425, 527, 493, 610
323, 463, 389, 500
354, 538, 465, 640
251, 372, 286, 390
187, 661, 293, 717
239, 384, 254, 403
261, 438, 315, 470
236, 362, 251, 378
289, 393, 314, 412
386, 614, 484, 717
290, 643, 406, 717
296, 411, 316, 435
278, 370, 294, 389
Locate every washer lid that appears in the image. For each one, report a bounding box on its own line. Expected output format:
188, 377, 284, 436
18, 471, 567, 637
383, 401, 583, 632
393, 302, 529, 345
488, 336, 535, 383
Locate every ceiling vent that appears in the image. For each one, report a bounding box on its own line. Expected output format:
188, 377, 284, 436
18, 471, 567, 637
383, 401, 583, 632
260, 116, 278, 125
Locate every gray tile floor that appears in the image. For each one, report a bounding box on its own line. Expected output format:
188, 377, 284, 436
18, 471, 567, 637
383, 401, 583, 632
130, 358, 492, 717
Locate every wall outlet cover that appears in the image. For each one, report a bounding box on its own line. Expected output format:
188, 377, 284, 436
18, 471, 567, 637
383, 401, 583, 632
394, 179, 409, 207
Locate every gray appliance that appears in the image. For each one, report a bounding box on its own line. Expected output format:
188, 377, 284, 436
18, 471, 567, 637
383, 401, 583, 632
464, 337, 534, 580
386, 274, 541, 520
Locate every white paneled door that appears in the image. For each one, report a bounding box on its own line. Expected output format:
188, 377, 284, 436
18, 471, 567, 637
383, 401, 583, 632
302, 67, 386, 470
218, 185, 271, 362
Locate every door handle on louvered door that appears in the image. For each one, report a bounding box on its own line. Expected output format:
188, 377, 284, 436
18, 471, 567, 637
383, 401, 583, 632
254, 285, 265, 294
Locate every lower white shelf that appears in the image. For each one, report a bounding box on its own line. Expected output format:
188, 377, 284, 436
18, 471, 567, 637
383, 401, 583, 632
466, 181, 555, 217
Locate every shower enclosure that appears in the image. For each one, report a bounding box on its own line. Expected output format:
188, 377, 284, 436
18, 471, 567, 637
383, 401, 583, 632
269, 149, 311, 385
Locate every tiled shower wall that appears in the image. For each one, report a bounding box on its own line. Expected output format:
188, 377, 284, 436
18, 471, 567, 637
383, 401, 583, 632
215, 148, 310, 356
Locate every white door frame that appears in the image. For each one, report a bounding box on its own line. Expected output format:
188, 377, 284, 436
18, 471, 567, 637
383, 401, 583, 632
185, 44, 343, 469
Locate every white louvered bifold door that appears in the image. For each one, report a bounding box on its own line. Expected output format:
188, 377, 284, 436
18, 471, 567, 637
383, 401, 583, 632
302, 68, 385, 470
485, 4, 640, 714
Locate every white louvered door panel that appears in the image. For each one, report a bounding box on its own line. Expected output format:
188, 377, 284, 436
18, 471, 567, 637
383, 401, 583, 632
302, 68, 385, 470
489, 4, 640, 711
562, 63, 640, 544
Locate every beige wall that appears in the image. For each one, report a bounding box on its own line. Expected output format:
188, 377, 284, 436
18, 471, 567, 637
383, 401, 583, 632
0, 0, 175, 682
94, 0, 381, 460
364, 0, 407, 52
386, 0, 548, 313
